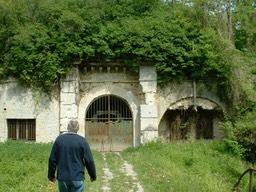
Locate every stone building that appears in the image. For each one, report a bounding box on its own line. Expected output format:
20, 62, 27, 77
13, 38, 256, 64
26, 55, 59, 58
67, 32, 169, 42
0, 63, 225, 151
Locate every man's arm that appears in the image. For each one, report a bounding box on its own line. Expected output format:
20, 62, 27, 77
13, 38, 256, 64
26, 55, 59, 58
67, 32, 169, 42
83, 142, 97, 181
48, 142, 58, 182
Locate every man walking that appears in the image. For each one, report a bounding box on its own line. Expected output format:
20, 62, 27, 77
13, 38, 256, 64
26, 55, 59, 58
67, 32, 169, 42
48, 120, 96, 192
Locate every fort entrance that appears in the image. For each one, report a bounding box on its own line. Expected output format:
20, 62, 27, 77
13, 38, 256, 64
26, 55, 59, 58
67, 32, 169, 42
85, 95, 133, 151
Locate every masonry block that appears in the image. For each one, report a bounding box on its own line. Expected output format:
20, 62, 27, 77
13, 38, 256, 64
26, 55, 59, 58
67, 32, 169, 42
61, 81, 76, 93
60, 92, 77, 104
139, 66, 157, 81
141, 129, 158, 143
60, 105, 78, 119
140, 104, 158, 118
140, 81, 157, 93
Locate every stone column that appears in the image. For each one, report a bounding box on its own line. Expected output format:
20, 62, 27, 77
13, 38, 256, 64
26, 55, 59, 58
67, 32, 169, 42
139, 66, 158, 143
60, 68, 79, 133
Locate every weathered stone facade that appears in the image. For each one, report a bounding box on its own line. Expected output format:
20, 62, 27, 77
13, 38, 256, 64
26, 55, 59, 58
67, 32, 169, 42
0, 64, 225, 151
0, 78, 60, 143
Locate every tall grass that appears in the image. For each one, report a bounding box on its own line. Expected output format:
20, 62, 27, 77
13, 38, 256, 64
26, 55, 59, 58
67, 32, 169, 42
122, 140, 255, 192
0, 140, 105, 192
0, 141, 51, 192
0, 140, 255, 192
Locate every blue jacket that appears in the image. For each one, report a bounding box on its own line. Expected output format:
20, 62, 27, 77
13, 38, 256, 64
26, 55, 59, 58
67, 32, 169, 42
48, 133, 96, 181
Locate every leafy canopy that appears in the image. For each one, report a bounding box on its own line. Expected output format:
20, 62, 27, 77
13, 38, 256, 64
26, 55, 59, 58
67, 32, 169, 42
0, 0, 252, 93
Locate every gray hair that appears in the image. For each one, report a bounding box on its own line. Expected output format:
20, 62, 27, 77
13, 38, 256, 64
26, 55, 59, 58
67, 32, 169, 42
67, 120, 79, 133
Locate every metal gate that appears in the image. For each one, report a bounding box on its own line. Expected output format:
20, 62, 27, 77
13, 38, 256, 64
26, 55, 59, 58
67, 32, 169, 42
85, 95, 133, 151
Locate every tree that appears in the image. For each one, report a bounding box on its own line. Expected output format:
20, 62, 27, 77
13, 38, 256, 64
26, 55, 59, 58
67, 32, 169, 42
0, 0, 242, 93
233, 0, 256, 51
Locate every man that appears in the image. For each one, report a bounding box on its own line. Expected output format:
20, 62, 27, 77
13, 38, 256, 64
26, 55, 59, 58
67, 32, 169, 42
48, 120, 96, 192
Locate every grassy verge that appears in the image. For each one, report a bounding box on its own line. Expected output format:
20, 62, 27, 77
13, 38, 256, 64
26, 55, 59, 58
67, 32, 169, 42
122, 140, 255, 192
0, 141, 51, 192
0, 140, 255, 192
0, 140, 104, 192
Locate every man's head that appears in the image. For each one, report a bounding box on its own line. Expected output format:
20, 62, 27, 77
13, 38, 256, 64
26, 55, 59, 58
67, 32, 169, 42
67, 120, 79, 133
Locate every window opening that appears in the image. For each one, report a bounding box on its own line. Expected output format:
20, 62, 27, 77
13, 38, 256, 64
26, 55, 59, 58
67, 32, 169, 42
7, 119, 36, 141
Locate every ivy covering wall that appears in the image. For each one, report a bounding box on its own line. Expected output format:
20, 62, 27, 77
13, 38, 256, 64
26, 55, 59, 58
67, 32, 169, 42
0, 0, 243, 92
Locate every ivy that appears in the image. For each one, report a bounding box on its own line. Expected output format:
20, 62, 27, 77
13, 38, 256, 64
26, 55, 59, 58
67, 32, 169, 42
0, 0, 240, 93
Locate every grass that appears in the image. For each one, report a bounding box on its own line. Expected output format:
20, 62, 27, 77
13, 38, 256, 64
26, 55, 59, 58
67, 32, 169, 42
0, 141, 51, 192
122, 140, 255, 192
0, 140, 255, 192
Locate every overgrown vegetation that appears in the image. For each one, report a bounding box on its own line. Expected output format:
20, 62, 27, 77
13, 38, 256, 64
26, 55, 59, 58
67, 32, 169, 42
0, 0, 256, 166
0, 0, 240, 92
123, 140, 256, 192
0, 141, 254, 192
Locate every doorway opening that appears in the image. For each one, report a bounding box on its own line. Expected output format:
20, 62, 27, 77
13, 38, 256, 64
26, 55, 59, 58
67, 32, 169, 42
159, 107, 223, 141
85, 95, 133, 151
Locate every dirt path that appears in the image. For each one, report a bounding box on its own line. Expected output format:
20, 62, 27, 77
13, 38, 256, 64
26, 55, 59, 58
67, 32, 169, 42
101, 153, 144, 192
101, 153, 114, 192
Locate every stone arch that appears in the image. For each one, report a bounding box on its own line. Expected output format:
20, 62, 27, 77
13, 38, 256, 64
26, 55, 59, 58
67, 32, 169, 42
78, 85, 140, 150
158, 93, 225, 141
158, 85, 226, 124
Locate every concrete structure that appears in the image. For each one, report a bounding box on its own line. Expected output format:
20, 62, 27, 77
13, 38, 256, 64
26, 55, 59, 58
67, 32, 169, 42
0, 63, 225, 151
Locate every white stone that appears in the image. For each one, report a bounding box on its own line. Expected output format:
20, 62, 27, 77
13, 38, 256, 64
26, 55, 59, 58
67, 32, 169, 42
140, 81, 157, 93
60, 92, 77, 104
0, 81, 59, 143
140, 105, 158, 118
139, 66, 157, 81
61, 81, 76, 93
60, 105, 78, 119
141, 130, 158, 143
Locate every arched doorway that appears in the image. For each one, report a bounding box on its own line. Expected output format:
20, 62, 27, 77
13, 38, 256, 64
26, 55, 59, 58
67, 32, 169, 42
85, 95, 133, 151
159, 107, 224, 141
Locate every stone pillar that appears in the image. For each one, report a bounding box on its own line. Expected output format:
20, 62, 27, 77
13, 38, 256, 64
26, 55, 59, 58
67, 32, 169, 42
60, 68, 79, 133
139, 66, 158, 143
213, 116, 223, 140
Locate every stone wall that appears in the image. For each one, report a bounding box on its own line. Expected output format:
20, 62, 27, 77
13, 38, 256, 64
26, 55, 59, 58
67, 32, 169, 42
139, 66, 158, 143
157, 81, 225, 141
78, 64, 141, 147
0, 65, 226, 148
0, 78, 59, 142
60, 68, 79, 133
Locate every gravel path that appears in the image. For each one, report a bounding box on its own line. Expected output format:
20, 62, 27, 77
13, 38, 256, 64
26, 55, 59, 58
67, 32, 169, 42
101, 153, 144, 192
101, 153, 114, 192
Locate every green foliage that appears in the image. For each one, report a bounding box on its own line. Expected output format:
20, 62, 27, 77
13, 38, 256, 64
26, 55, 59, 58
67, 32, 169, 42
0, 140, 52, 191
0, 0, 237, 92
0, 140, 104, 192
233, 109, 256, 163
220, 120, 245, 158
233, 0, 256, 52
123, 140, 254, 192
221, 109, 256, 164
3, 23, 66, 92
